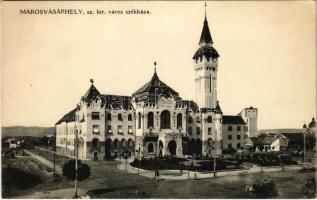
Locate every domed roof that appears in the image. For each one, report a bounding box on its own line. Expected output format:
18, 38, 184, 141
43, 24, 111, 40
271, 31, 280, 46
133, 71, 179, 99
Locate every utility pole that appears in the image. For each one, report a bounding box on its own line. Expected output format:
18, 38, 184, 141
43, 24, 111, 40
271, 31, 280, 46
303, 124, 307, 169
213, 123, 218, 178
213, 156, 216, 177
53, 131, 56, 173
53, 143, 56, 173
138, 145, 140, 174
74, 129, 78, 198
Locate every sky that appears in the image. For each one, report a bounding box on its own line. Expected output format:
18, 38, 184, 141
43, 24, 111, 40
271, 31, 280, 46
2, 1, 316, 129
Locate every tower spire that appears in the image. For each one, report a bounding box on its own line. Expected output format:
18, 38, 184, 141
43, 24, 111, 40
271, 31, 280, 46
154, 61, 157, 74
205, 0, 207, 20
198, 1, 213, 45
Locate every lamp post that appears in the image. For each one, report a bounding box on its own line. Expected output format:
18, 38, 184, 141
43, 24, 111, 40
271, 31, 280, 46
125, 151, 128, 172
53, 140, 56, 173
138, 143, 140, 174
74, 128, 79, 198
303, 124, 307, 168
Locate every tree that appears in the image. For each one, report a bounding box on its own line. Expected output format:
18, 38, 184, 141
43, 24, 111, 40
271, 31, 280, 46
62, 159, 91, 181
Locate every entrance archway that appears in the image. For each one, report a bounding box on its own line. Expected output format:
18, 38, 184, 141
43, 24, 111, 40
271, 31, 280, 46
159, 140, 163, 157
168, 140, 177, 156
105, 139, 112, 158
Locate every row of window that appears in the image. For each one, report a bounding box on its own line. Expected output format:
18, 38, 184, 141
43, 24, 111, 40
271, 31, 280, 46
92, 138, 134, 148
188, 127, 200, 135
91, 125, 134, 135
87, 112, 215, 127
227, 135, 247, 140
138, 111, 182, 130
228, 126, 248, 132
187, 127, 214, 135
228, 143, 242, 149
57, 126, 75, 135
106, 125, 133, 134
91, 112, 134, 121
188, 116, 213, 124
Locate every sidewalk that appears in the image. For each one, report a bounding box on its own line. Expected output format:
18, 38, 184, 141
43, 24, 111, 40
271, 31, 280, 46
117, 161, 302, 180
24, 149, 62, 174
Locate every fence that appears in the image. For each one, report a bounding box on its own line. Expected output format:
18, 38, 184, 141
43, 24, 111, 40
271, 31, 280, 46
27, 147, 72, 168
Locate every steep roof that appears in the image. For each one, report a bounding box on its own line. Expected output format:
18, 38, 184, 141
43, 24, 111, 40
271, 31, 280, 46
176, 100, 199, 113
199, 17, 213, 45
133, 71, 179, 98
193, 16, 219, 60
254, 135, 277, 145
82, 84, 100, 102
55, 108, 76, 125
99, 94, 133, 110
254, 133, 288, 145
222, 115, 246, 125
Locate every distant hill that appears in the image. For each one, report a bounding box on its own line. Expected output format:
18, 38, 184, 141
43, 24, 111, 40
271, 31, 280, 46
1, 126, 55, 138
258, 129, 303, 135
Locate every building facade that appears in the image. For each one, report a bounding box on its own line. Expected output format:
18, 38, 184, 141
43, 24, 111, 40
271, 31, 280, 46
55, 11, 258, 160
222, 115, 248, 151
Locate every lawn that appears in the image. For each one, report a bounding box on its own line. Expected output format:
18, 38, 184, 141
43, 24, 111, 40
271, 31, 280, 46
4, 153, 315, 199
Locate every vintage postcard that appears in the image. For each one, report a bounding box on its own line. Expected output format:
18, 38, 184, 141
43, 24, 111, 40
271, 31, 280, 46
1, 1, 316, 199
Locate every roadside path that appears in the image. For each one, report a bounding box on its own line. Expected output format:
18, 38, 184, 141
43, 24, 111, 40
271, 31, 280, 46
19, 188, 87, 199
24, 149, 62, 174
117, 161, 302, 180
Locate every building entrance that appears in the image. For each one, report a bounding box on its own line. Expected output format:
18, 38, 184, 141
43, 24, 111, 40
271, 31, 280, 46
168, 140, 177, 156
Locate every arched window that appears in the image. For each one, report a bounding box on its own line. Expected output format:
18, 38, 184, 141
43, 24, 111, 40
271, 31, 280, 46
114, 139, 119, 147
121, 139, 126, 147
128, 114, 132, 121
128, 139, 133, 147
138, 113, 141, 129
188, 116, 193, 123
107, 113, 111, 120
148, 143, 154, 153
177, 113, 182, 129
92, 138, 99, 148
208, 138, 213, 146
207, 116, 212, 123
118, 114, 123, 121
160, 110, 171, 129
147, 112, 154, 129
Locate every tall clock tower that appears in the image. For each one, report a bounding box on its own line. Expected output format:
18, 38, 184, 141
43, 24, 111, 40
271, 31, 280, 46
193, 14, 219, 110
193, 6, 223, 157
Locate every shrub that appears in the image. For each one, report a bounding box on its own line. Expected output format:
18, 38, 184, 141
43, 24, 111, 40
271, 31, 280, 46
253, 180, 278, 198
62, 159, 91, 181
2, 167, 42, 198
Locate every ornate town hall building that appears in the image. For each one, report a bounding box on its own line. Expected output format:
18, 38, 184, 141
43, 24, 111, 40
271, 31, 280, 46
56, 12, 258, 160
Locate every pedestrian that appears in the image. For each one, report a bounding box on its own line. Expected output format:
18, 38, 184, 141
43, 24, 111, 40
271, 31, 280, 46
157, 170, 160, 180
154, 169, 157, 180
